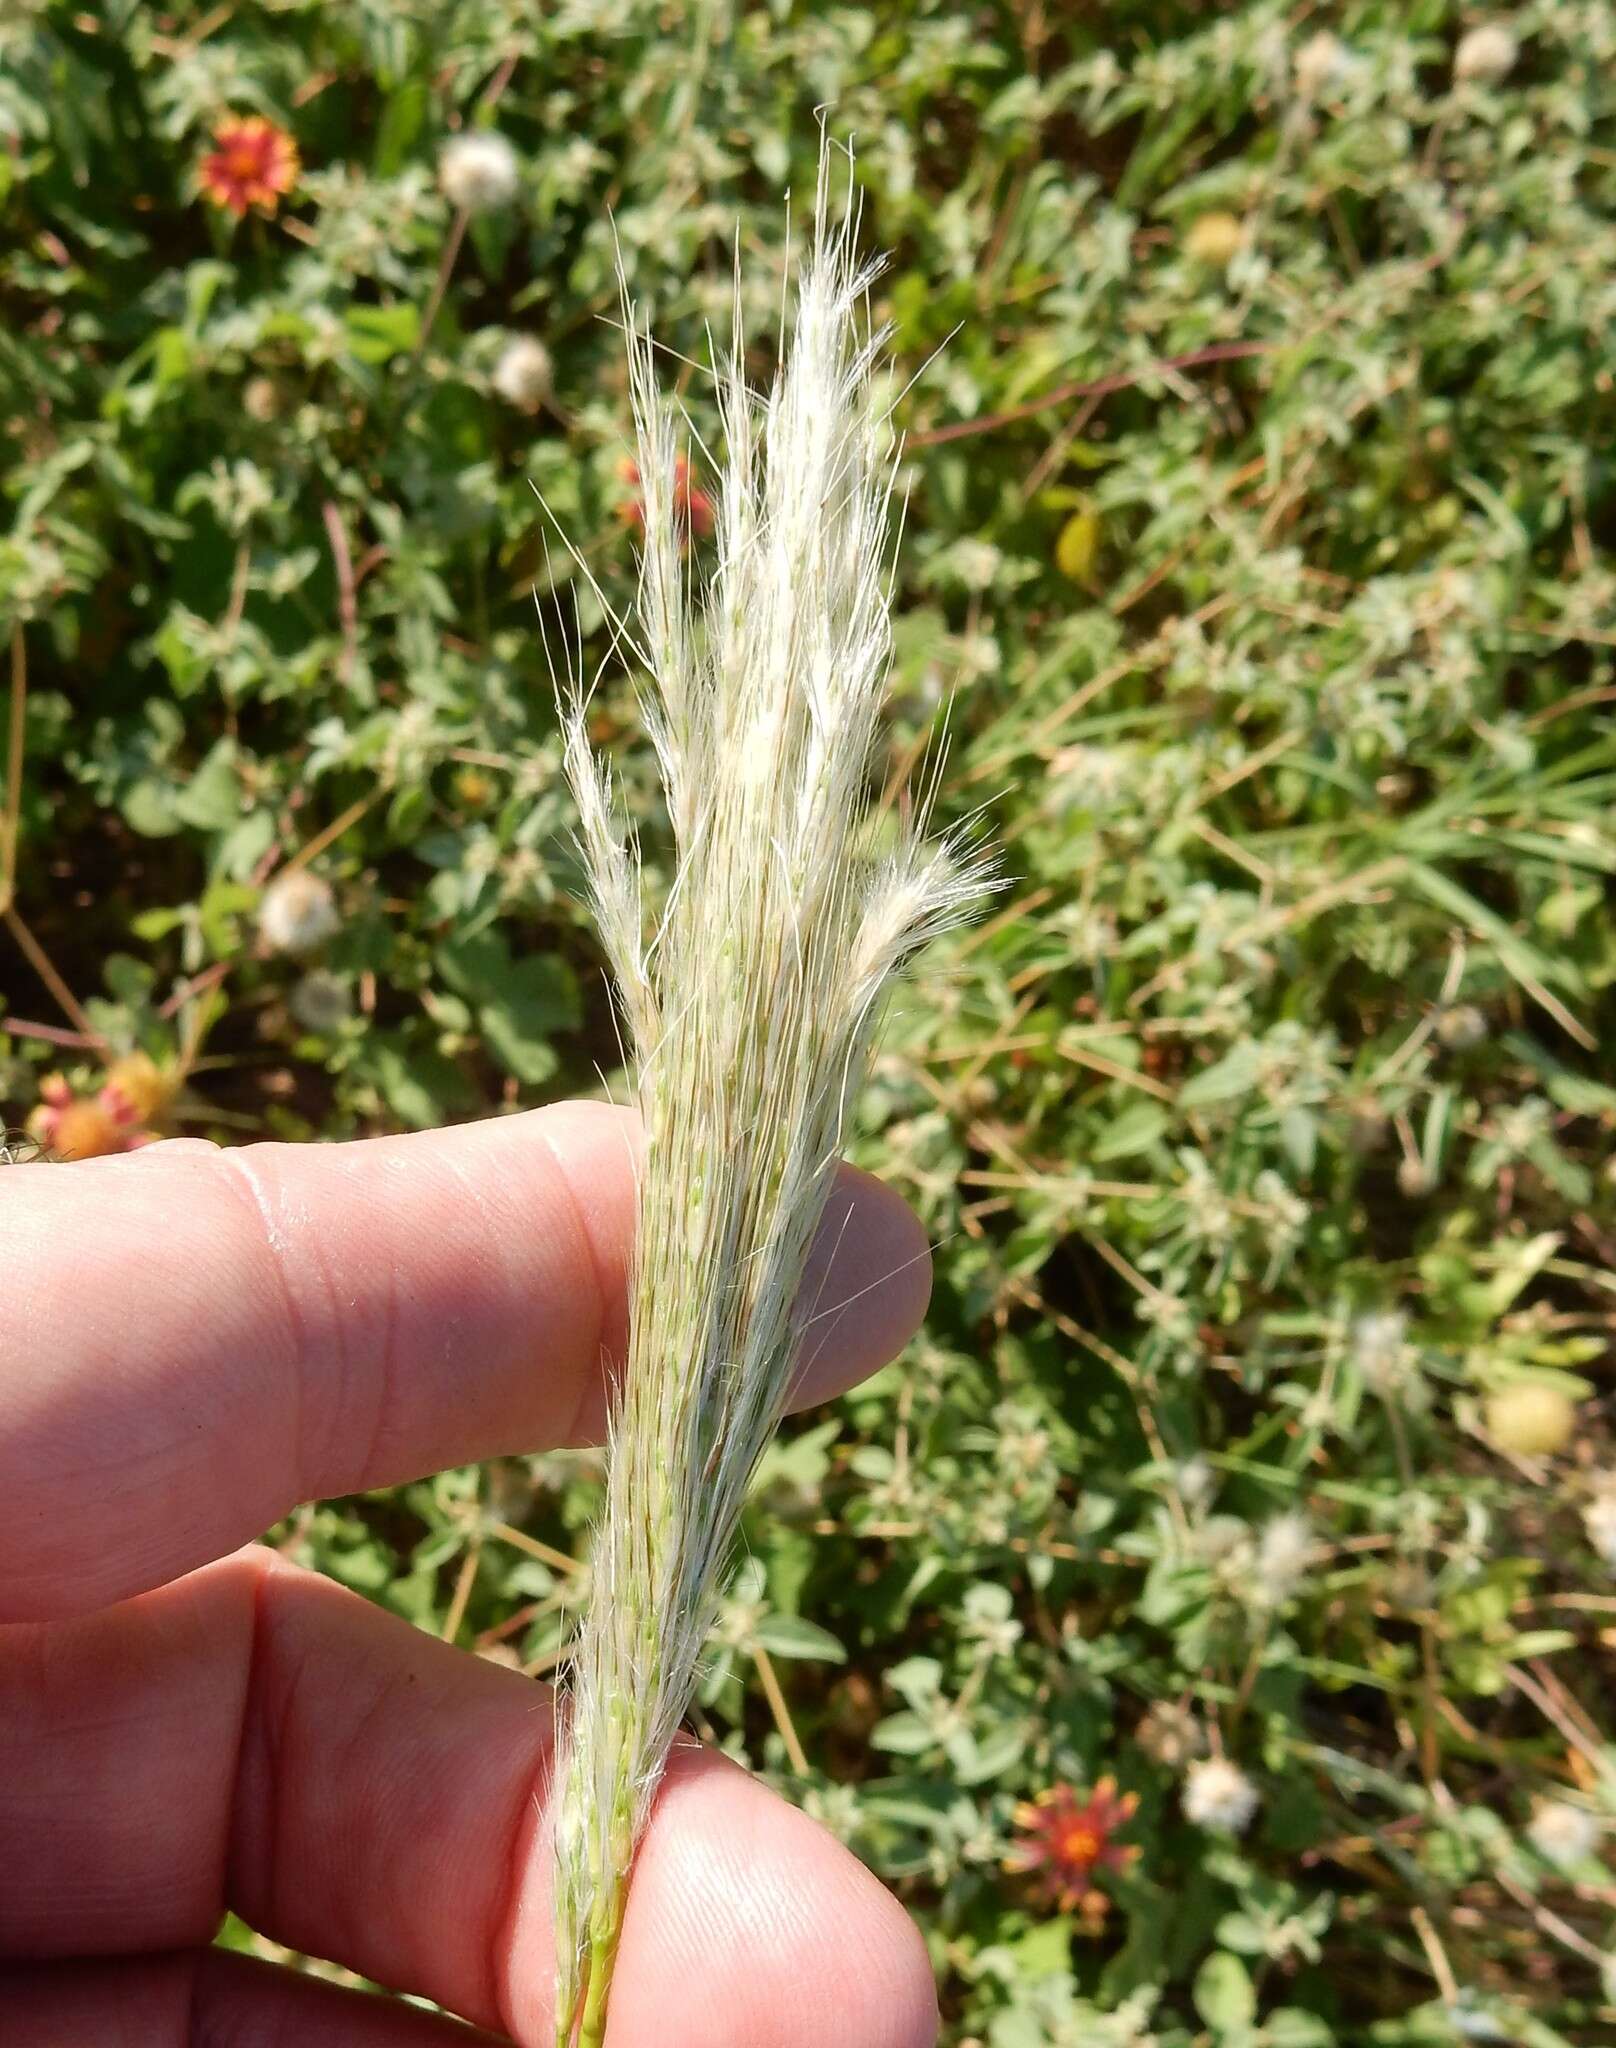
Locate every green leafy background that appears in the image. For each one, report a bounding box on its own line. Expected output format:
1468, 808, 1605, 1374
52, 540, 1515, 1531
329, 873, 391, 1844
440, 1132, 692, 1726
5, 2, 1616, 2041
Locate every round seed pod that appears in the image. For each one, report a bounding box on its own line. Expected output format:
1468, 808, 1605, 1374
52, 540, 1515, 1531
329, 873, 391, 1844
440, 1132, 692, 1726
1184, 212, 1245, 266
1485, 1383, 1576, 1458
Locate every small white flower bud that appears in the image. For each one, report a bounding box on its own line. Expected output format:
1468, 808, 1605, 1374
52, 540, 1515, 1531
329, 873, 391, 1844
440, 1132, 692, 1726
1397, 1155, 1434, 1198
439, 130, 520, 215
1294, 31, 1347, 99
1436, 1004, 1487, 1049
243, 375, 282, 422
1527, 1800, 1600, 1869
1175, 1456, 1214, 1512
1453, 23, 1517, 85
1183, 1757, 1260, 1834
1253, 1511, 1312, 1607
258, 868, 340, 956
1352, 1309, 1410, 1391
492, 334, 553, 412
1583, 1490, 1616, 1570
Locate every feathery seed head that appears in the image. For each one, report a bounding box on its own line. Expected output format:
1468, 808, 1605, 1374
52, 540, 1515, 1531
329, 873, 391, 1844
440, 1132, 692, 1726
548, 146, 988, 2046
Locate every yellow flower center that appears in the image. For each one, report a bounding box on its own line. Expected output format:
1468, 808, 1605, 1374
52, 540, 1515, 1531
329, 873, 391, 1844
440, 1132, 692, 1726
1058, 1823, 1102, 1866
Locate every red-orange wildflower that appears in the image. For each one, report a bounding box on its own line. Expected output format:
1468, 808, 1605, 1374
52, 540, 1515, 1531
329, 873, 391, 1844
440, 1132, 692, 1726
26, 1072, 158, 1160
199, 114, 300, 219
1006, 1777, 1139, 1917
619, 455, 715, 542
101, 1051, 175, 1126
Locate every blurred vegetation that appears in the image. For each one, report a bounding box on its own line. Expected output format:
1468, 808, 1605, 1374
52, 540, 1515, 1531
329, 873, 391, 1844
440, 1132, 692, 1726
5, 2, 1616, 2041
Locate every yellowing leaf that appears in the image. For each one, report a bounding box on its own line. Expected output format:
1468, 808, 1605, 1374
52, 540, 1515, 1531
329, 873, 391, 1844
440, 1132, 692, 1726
1055, 507, 1100, 582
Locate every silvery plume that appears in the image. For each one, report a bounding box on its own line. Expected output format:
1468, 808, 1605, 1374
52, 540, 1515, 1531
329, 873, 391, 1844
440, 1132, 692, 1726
549, 153, 986, 2046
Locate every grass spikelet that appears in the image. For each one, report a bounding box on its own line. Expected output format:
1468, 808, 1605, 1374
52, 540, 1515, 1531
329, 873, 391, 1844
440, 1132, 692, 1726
550, 150, 985, 2046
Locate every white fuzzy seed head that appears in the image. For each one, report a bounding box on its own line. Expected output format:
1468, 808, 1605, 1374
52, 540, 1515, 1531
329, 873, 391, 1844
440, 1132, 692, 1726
1453, 23, 1517, 84
1528, 1799, 1600, 1869
493, 334, 553, 412
439, 130, 520, 215
1184, 1757, 1260, 1834
258, 868, 339, 955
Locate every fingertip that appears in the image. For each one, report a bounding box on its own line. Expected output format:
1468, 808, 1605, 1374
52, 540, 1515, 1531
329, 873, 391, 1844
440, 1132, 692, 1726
0, 1100, 931, 1620
887, 1886, 943, 2048
597, 1748, 939, 2048
31, 1134, 221, 1172
793, 1163, 932, 1407
528, 1104, 933, 1402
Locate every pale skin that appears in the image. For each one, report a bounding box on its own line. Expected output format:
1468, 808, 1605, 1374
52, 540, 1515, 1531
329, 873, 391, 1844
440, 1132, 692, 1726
0, 1102, 940, 2046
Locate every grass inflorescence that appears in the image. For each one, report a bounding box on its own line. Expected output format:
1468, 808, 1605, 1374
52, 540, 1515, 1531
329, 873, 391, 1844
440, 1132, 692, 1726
549, 159, 986, 2046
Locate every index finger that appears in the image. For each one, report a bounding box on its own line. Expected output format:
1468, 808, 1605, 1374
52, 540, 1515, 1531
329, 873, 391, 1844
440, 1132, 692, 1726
0, 1102, 930, 1621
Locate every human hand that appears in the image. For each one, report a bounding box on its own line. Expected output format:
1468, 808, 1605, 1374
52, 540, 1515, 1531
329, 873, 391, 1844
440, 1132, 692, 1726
0, 1104, 939, 2046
